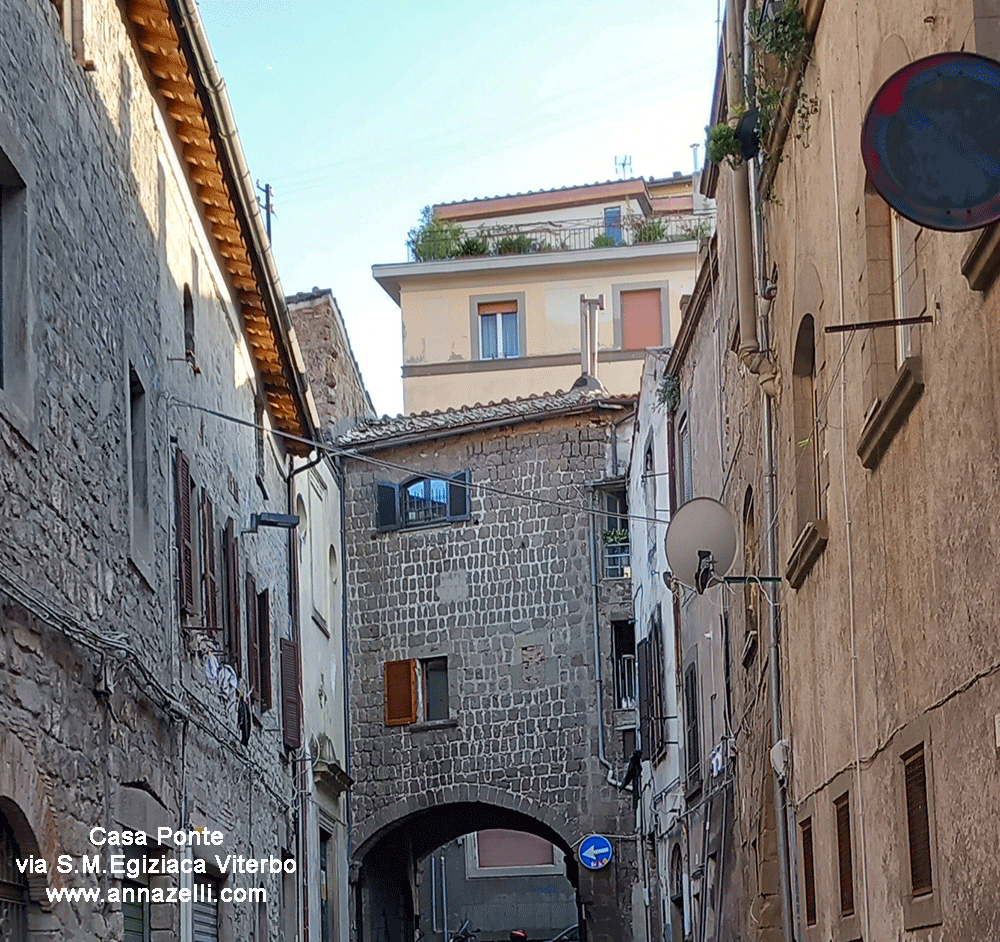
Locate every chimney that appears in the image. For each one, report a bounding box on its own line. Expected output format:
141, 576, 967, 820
573, 294, 606, 392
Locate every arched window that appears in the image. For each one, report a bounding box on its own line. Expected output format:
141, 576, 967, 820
670, 843, 684, 902
792, 315, 820, 532
0, 809, 28, 941
404, 477, 448, 525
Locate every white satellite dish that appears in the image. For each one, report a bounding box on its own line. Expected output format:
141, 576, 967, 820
665, 497, 737, 593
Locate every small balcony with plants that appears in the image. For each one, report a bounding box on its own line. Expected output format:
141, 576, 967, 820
406, 206, 716, 263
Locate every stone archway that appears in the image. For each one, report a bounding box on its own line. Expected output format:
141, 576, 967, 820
353, 800, 581, 942
0, 733, 59, 906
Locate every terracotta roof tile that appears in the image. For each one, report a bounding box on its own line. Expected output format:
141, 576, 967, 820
335, 387, 635, 450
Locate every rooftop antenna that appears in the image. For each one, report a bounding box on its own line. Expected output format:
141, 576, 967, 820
614, 155, 632, 179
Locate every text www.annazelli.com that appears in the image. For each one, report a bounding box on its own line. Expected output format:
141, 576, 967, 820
45, 885, 266, 904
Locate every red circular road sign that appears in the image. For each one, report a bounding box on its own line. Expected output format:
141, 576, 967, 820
861, 52, 1000, 231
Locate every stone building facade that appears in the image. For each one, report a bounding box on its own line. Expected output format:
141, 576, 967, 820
335, 389, 640, 942
288, 289, 375, 434
666, 1, 1000, 940
373, 176, 712, 414
289, 287, 374, 942
0, 0, 317, 940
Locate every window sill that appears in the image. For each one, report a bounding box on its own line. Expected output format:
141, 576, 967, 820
856, 357, 924, 470
128, 550, 156, 591
0, 390, 38, 450
784, 519, 829, 590
903, 890, 942, 931
312, 608, 330, 638
961, 219, 1000, 292
409, 718, 458, 732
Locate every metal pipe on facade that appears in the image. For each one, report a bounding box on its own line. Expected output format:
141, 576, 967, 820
760, 314, 794, 942
723, 0, 792, 937
590, 490, 612, 771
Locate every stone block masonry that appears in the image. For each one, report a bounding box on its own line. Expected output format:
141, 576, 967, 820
341, 405, 637, 942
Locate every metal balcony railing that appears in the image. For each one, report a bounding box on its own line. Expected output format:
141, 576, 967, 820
615, 654, 637, 710
408, 213, 717, 262
604, 542, 630, 579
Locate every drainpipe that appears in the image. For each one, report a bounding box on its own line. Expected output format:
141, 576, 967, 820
725, 0, 780, 397
590, 492, 612, 772
725, 2, 792, 941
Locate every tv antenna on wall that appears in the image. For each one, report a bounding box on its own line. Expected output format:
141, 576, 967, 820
615, 155, 632, 179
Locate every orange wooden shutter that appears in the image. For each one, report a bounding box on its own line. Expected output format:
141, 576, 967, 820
281, 638, 302, 749
621, 288, 662, 349
477, 299, 517, 315
176, 450, 195, 614
384, 660, 417, 726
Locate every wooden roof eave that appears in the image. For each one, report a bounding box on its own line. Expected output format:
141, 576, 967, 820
124, 0, 316, 456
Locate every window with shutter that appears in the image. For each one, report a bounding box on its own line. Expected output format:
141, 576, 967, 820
280, 638, 302, 749
246, 573, 260, 702
904, 746, 933, 897
122, 883, 148, 942
257, 589, 272, 712
201, 492, 219, 632
636, 637, 652, 751
378, 474, 471, 531
384, 659, 417, 726
835, 792, 854, 917
421, 657, 449, 721
223, 519, 241, 674
684, 664, 701, 788
192, 879, 219, 942
620, 288, 663, 349
800, 817, 817, 926
176, 450, 195, 614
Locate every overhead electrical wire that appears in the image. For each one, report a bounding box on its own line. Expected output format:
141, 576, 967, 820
167, 396, 676, 529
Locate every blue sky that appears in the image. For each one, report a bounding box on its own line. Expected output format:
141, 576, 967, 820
197, 0, 720, 416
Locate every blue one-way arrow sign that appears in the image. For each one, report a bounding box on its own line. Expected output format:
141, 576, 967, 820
579, 834, 613, 870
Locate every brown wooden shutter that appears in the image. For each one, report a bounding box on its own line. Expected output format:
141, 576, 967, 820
246, 572, 259, 702
384, 659, 417, 726
904, 747, 933, 896
636, 637, 652, 750
224, 518, 241, 675
281, 638, 302, 748
258, 589, 272, 712
835, 792, 855, 916
801, 818, 817, 926
684, 664, 701, 786
176, 450, 195, 614
201, 492, 219, 632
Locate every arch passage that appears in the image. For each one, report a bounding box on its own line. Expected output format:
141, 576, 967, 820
354, 802, 581, 942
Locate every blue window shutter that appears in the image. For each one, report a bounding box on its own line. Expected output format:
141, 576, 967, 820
375, 482, 400, 531
447, 471, 470, 521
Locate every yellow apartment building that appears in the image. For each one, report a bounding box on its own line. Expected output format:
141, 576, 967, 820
373, 175, 714, 413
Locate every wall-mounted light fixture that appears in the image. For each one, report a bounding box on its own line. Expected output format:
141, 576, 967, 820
246, 512, 299, 534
